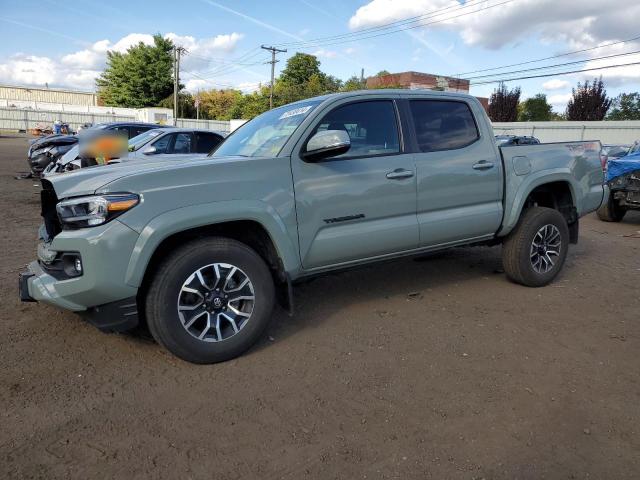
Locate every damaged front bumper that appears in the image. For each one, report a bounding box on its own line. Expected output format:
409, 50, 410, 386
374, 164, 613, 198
610, 171, 640, 209
19, 219, 142, 332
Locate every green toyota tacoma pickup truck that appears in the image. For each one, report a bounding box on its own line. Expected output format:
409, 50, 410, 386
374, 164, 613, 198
20, 90, 606, 364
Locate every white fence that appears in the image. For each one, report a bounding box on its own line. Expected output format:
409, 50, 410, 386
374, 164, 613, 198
0, 107, 136, 132
492, 121, 640, 144
0, 106, 235, 133
175, 118, 231, 132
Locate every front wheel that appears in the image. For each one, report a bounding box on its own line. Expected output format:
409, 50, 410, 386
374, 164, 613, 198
596, 192, 626, 222
145, 237, 275, 364
502, 207, 570, 287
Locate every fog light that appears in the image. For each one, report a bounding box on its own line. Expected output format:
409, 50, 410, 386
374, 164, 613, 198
61, 253, 83, 277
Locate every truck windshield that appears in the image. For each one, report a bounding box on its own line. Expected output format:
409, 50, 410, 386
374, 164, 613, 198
212, 100, 321, 158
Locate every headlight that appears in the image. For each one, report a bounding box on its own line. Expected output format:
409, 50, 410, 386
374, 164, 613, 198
56, 193, 139, 228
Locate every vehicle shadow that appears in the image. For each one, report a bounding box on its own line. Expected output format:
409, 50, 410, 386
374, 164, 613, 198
250, 244, 506, 353
621, 210, 640, 224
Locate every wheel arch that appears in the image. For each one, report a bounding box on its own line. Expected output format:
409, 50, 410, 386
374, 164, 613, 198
124, 201, 300, 290
500, 174, 580, 240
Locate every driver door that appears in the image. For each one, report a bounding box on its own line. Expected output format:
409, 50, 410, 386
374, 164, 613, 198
291, 98, 419, 270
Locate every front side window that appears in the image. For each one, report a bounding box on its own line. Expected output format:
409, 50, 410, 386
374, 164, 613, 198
312, 100, 400, 158
151, 134, 173, 154
410, 100, 479, 152
129, 129, 164, 151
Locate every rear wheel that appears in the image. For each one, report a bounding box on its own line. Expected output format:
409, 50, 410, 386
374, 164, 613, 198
502, 207, 569, 287
596, 192, 626, 222
145, 237, 275, 364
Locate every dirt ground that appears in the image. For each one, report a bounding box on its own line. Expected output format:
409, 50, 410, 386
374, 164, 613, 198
0, 134, 639, 479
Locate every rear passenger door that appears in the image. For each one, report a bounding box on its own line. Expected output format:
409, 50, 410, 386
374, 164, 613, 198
407, 98, 503, 247
291, 98, 419, 270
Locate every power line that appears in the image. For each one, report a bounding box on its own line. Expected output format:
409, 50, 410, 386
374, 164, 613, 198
453, 34, 640, 77
274, 0, 498, 48
272, 0, 516, 49
470, 60, 640, 86
464, 48, 640, 82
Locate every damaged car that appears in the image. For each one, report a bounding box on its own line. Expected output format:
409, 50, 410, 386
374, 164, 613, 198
27, 134, 79, 177
597, 150, 640, 222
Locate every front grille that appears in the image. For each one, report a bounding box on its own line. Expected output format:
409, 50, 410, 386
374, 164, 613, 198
40, 179, 61, 240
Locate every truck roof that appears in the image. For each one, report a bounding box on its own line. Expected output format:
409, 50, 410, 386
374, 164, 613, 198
284, 89, 479, 108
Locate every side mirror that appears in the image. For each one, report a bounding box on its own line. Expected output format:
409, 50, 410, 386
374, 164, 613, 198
302, 130, 350, 161
143, 145, 158, 155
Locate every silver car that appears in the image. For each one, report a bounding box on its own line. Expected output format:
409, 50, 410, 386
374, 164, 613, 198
43, 127, 227, 175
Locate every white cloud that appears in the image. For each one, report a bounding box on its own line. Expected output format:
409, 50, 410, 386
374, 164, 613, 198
110, 33, 155, 53
0, 32, 246, 91
349, 0, 640, 49
542, 79, 570, 90
0, 54, 58, 86
312, 48, 338, 59
548, 93, 572, 111
344, 47, 357, 55
349, 0, 640, 86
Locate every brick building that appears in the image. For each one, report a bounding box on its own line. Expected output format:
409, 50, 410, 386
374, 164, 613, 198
366, 71, 469, 92
365, 71, 488, 111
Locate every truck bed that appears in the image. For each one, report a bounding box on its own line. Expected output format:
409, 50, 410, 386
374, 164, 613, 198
498, 141, 605, 236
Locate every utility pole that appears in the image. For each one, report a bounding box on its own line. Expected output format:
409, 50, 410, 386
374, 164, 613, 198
360, 68, 365, 88
261, 45, 287, 109
173, 46, 187, 125
196, 89, 200, 120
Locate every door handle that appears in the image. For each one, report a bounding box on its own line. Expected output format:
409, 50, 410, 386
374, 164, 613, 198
472, 160, 494, 170
386, 168, 414, 179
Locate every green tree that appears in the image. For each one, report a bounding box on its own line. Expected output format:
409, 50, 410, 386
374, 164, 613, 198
566, 77, 611, 121
197, 89, 243, 120
158, 92, 196, 119
607, 92, 640, 120
376, 70, 391, 76
279, 53, 322, 85
518, 94, 553, 121
488, 83, 521, 122
342, 75, 364, 91
96, 34, 174, 108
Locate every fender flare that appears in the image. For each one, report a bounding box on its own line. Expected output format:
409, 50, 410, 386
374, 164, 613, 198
123, 200, 300, 287
499, 170, 580, 237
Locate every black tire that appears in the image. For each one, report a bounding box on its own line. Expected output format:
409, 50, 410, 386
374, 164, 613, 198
596, 192, 626, 222
145, 237, 275, 364
502, 207, 570, 287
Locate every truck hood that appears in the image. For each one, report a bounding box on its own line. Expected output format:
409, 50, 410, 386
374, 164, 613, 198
46, 155, 222, 198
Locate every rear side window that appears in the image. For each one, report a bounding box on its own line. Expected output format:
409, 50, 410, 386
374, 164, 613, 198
409, 100, 479, 152
131, 125, 152, 138
195, 132, 223, 153
170, 133, 193, 154
313, 100, 400, 158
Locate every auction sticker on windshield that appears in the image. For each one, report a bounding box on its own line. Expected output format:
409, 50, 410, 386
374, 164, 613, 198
279, 105, 312, 119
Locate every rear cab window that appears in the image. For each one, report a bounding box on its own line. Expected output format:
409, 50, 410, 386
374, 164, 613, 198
409, 100, 479, 152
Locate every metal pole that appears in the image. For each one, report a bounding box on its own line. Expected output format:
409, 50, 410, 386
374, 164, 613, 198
173, 47, 178, 125
261, 45, 287, 109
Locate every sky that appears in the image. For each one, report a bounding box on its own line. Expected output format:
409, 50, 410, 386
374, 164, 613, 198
1, 0, 639, 113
